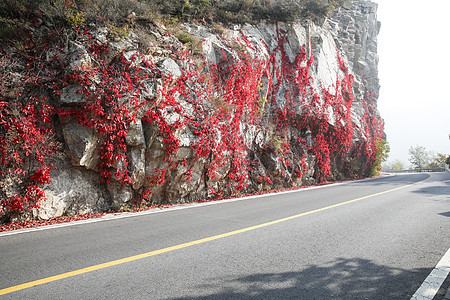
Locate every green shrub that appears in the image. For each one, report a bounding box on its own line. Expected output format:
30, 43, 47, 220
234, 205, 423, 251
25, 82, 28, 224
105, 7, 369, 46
370, 139, 390, 177
109, 24, 129, 39
175, 30, 202, 54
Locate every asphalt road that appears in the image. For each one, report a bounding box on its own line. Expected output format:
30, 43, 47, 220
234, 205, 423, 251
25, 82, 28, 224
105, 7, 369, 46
1, 173, 449, 299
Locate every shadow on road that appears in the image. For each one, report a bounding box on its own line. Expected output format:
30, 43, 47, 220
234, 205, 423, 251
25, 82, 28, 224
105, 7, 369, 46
413, 186, 450, 197
350, 173, 431, 187
172, 257, 429, 299
438, 211, 450, 217
411, 173, 450, 198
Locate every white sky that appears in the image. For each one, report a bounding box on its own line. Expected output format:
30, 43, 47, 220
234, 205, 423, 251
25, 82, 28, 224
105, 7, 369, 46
372, 0, 450, 165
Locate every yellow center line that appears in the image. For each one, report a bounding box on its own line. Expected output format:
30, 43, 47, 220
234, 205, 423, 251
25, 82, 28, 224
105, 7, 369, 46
0, 174, 431, 296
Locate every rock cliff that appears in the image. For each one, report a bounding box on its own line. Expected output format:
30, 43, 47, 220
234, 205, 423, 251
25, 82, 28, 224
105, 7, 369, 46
0, 0, 384, 220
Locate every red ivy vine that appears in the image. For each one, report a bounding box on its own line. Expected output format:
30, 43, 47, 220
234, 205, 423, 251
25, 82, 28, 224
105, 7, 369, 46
0, 17, 384, 221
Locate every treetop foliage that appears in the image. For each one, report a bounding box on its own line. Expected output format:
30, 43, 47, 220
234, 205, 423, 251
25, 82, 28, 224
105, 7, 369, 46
408, 145, 449, 170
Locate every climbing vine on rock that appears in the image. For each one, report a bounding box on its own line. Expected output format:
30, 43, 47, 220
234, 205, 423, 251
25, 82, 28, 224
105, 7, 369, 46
0, 14, 384, 222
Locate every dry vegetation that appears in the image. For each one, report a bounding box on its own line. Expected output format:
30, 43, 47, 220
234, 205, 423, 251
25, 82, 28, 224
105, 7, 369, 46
0, 0, 348, 38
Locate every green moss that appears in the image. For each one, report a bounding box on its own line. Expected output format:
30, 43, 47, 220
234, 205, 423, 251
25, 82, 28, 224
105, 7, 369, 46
109, 24, 129, 40
176, 30, 202, 53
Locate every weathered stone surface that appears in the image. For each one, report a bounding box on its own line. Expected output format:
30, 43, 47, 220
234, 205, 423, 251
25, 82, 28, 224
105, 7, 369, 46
108, 38, 135, 57
329, 0, 380, 98
310, 24, 340, 89
40, 158, 108, 218
175, 147, 193, 160
166, 159, 206, 202
107, 180, 134, 208
122, 50, 141, 65
126, 119, 145, 146
68, 41, 91, 71
61, 85, 85, 105
156, 58, 182, 80
140, 80, 156, 100
61, 119, 101, 170
202, 35, 234, 65
178, 127, 196, 148
128, 146, 146, 190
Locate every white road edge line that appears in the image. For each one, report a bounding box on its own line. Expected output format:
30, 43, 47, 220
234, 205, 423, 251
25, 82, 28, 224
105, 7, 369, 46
411, 247, 450, 300
0, 175, 396, 237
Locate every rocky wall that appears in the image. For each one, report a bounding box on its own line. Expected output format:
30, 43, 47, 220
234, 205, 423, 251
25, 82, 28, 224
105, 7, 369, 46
0, 0, 383, 220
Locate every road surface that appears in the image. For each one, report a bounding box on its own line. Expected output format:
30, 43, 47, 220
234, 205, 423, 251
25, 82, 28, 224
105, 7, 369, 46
1, 173, 449, 299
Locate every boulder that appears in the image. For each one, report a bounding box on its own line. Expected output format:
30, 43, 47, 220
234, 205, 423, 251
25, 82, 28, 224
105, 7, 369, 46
68, 41, 91, 71
126, 119, 145, 146
61, 119, 101, 170
60, 85, 85, 105
107, 181, 134, 208
156, 58, 182, 81
40, 158, 108, 218
128, 146, 146, 190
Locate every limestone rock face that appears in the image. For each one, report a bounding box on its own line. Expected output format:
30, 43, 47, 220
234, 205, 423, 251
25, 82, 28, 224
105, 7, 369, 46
128, 146, 146, 190
329, 0, 380, 100
155, 58, 182, 81
36, 0, 382, 218
68, 41, 92, 71
61, 119, 101, 170
40, 159, 109, 219
60, 85, 85, 105
126, 119, 145, 147
107, 181, 134, 208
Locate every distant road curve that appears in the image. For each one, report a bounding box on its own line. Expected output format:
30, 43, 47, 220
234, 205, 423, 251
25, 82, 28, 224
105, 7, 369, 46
383, 167, 450, 173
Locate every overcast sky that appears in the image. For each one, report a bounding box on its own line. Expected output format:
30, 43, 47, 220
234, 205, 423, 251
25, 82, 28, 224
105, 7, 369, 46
372, 0, 450, 165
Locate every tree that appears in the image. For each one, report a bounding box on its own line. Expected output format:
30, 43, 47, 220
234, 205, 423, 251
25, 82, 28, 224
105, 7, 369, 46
382, 159, 406, 171
370, 139, 390, 176
392, 159, 405, 170
427, 153, 448, 168
408, 145, 429, 169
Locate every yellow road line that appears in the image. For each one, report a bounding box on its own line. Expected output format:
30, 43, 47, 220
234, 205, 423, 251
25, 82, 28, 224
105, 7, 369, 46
0, 174, 431, 296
